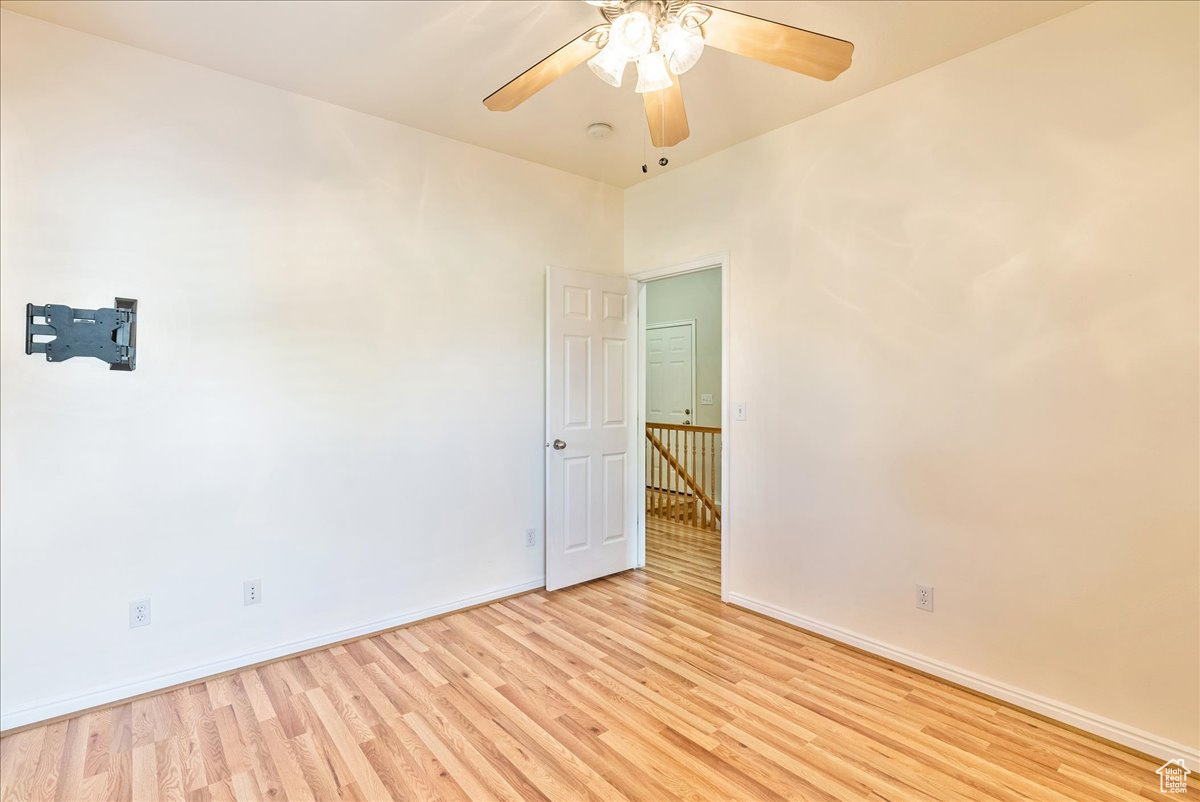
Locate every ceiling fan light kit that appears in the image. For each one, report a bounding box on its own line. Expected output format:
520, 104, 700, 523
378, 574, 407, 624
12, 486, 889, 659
588, 41, 628, 86
635, 51, 672, 94
658, 18, 705, 75
590, 2, 704, 95
610, 9, 655, 57
484, 0, 854, 152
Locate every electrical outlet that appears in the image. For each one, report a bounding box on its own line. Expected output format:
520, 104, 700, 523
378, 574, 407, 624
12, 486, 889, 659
916, 584, 934, 612
735, 402, 747, 421
525, 528, 537, 548
129, 598, 151, 628
244, 579, 262, 606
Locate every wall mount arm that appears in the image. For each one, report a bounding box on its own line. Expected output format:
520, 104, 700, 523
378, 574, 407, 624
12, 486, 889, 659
25, 298, 137, 370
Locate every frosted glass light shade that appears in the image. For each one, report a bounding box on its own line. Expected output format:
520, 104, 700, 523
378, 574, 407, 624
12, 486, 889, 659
588, 42, 628, 87
611, 11, 654, 58
635, 52, 672, 94
658, 21, 704, 75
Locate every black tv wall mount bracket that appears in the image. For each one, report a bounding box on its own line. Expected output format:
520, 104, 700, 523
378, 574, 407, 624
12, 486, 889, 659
25, 298, 137, 370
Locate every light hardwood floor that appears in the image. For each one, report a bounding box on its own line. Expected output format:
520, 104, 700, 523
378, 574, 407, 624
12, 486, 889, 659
0, 538, 1184, 801
643, 517, 721, 596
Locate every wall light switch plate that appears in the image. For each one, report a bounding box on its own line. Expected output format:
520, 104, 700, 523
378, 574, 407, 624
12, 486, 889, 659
735, 402, 747, 421
700, 394, 713, 405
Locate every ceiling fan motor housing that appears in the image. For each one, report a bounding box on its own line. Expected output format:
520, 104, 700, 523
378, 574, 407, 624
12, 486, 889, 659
628, 1, 666, 25
597, 1, 689, 24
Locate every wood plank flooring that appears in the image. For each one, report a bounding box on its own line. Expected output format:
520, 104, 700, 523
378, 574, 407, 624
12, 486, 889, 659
1, 560, 1184, 800
643, 517, 721, 596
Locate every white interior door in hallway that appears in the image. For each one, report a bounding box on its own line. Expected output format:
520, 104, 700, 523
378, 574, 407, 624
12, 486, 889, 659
646, 321, 695, 426
545, 267, 638, 591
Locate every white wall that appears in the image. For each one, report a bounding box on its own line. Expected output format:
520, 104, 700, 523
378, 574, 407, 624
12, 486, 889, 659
646, 269, 722, 428
626, 0, 1199, 758
3, 0, 1198, 760
0, 11, 622, 729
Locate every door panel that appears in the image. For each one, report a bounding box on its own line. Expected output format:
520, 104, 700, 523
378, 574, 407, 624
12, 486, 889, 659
564, 335, 591, 428
546, 268, 637, 591
562, 456, 591, 552
602, 452, 627, 544
602, 338, 627, 426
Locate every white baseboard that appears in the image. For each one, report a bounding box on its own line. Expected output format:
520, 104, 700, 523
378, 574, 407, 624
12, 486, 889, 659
727, 593, 1200, 765
0, 578, 544, 732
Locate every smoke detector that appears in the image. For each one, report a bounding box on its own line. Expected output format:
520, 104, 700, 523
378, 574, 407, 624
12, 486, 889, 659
586, 122, 614, 139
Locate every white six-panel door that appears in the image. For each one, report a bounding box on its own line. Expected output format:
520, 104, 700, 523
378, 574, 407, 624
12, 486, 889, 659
646, 322, 695, 426
545, 267, 638, 591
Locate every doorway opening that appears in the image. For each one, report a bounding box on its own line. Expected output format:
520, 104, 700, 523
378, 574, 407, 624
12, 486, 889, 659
636, 262, 726, 597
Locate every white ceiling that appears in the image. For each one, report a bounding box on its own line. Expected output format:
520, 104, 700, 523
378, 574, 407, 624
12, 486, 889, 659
0, 0, 1088, 187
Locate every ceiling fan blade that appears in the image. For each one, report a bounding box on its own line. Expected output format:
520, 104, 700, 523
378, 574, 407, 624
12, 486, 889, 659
643, 76, 689, 148
484, 26, 605, 111
697, 4, 853, 81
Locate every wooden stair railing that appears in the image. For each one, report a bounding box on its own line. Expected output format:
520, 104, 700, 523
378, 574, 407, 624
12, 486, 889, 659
645, 423, 721, 530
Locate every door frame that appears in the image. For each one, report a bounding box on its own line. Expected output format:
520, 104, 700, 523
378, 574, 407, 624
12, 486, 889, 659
644, 319, 697, 426
631, 252, 731, 602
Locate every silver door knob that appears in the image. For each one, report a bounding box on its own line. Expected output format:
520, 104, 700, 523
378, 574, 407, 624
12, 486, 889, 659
552, 439, 567, 450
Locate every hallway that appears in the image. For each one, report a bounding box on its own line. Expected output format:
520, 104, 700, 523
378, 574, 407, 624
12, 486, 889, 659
643, 517, 721, 596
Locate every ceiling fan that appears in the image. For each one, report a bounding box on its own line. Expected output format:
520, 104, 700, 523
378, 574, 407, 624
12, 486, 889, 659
483, 0, 854, 148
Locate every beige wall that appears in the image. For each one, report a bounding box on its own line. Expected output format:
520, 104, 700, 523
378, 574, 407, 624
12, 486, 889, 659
645, 268, 722, 427
0, 11, 622, 729
626, 0, 1199, 756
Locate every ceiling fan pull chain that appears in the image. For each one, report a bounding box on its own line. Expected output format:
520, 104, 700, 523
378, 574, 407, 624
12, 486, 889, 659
659, 112, 668, 167
641, 111, 649, 173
